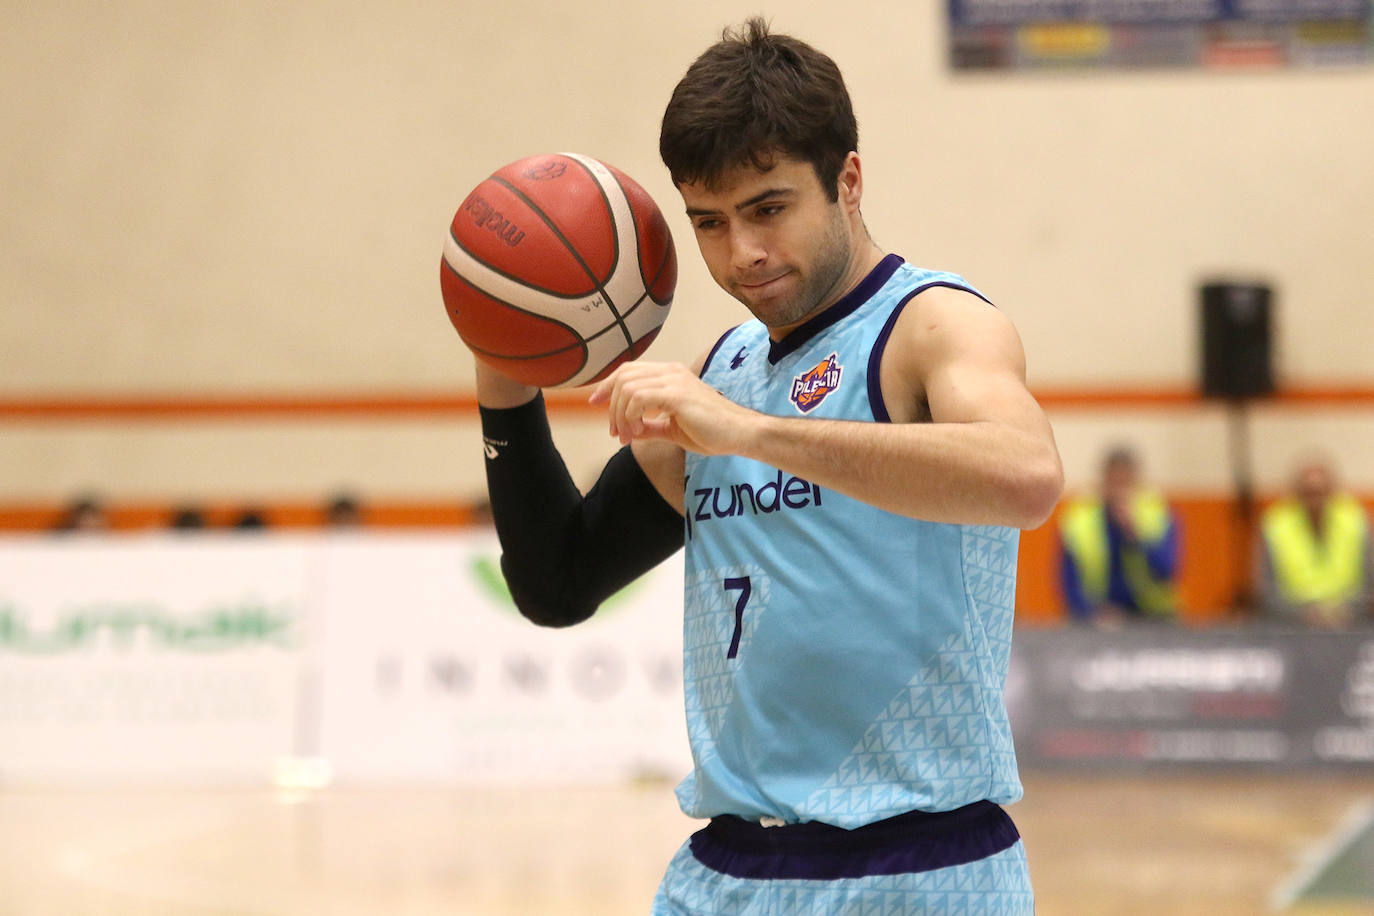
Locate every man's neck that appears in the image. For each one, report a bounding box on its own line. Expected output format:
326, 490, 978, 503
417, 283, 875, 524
765, 242, 887, 342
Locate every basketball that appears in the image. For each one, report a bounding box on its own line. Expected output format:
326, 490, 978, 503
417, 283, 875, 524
440, 152, 677, 388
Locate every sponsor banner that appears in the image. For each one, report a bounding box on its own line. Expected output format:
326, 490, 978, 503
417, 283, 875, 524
0, 536, 308, 781
1008, 626, 1374, 767
0, 532, 689, 786
315, 532, 690, 785
7, 534, 1371, 784
948, 0, 1373, 69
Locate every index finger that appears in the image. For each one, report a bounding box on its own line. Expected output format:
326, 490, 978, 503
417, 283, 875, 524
587, 365, 626, 406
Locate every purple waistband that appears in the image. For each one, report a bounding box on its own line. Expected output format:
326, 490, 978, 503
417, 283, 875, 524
688, 801, 1020, 881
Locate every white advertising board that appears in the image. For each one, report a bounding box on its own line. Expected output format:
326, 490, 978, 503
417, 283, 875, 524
0, 536, 308, 782
315, 532, 689, 784
0, 533, 690, 786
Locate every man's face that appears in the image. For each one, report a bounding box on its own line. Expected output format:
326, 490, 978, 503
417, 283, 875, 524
1295, 463, 1333, 516
1103, 461, 1138, 506
678, 155, 856, 334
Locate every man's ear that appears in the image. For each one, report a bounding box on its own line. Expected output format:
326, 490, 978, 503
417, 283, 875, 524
837, 151, 863, 211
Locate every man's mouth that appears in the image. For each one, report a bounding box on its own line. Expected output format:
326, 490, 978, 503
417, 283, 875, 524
738, 272, 789, 290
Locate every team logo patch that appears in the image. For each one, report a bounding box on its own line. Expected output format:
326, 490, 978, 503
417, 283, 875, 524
789, 353, 843, 413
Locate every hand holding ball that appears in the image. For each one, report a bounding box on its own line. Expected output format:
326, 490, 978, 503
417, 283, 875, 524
440, 153, 676, 388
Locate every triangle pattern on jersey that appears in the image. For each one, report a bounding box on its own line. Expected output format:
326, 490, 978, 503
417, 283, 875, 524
802, 626, 990, 825
679, 566, 770, 776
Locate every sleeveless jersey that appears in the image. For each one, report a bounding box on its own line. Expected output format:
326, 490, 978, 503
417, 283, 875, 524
677, 254, 1023, 829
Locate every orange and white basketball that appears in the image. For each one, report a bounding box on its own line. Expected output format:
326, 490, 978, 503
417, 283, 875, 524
440, 152, 677, 388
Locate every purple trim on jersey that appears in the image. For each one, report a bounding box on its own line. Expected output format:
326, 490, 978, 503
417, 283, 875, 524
688, 801, 1020, 881
699, 325, 742, 378
867, 281, 997, 423
766, 254, 906, 365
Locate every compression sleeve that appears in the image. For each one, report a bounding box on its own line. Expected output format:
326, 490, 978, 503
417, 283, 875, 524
479, 393, 684, 627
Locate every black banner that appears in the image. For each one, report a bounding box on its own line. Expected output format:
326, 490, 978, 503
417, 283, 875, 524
1009, 627, 1374, 767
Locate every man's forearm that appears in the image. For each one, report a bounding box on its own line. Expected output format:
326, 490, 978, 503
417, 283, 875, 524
476, 364, 683, 628
736, 413, 1062, 529
476, 361, 540, 409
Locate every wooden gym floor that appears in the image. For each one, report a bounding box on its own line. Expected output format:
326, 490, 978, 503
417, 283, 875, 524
3, 771, 1372, 915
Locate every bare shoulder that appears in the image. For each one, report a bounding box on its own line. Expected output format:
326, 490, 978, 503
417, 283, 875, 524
879, 284, 1032, 424
900, 285, 1026, 368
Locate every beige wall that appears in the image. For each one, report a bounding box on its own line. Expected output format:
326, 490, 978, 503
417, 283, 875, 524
2, 1, 1372, 503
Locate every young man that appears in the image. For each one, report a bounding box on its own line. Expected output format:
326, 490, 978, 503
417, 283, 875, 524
475, 18, 1062, 914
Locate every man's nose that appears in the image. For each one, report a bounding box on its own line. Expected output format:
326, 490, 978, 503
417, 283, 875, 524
728, 226, 766, 270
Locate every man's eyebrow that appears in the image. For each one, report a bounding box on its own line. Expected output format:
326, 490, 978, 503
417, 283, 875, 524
685, 187, 796, 219
733, 187, 794, 210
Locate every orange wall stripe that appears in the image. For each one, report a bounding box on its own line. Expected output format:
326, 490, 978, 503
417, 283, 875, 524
1032, 387, 1202, 408
1033, 384, 1374, 409
2, 383, 1373, 420
0, 392, 598, 420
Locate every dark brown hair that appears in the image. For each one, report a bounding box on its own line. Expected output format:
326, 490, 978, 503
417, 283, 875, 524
659, 17, 857, 201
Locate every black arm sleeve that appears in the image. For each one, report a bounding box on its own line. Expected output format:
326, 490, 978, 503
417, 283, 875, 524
479, 393, 684, 627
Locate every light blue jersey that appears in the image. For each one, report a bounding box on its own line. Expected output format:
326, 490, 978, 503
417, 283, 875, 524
676, 254, 1023, 829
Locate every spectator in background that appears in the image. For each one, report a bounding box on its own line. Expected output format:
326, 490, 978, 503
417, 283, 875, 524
468, 498, 493, 528
53, 493, 109, 533
1058, 445, 1181, 626
233, 507, 268, 530
1258, 454, 1372, 627
325, 492, 362, 527
169, 505, 207, 530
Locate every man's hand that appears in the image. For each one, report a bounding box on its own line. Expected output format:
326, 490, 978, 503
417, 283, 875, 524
1107, 497, 1139, 542
1302, 600, 1352, 629
588, 361, 756, 456
1093, 603, 1131, 630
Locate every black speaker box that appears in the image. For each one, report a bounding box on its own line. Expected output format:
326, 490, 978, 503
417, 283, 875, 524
1200, 282, 1274, 399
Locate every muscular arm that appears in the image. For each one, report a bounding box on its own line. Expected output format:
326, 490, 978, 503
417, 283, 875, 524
476, 364, 683, 627
590, 287, 1063, 529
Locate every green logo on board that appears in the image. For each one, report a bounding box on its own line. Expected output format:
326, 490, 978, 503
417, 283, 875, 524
0, 601, 298, 654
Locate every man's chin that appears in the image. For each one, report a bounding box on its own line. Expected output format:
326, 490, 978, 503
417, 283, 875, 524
754, 301, 825, 334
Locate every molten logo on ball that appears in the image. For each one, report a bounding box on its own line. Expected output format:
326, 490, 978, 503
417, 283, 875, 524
461, 196, 526, 248
522, 161, 567, 181
440, 152, 677, 389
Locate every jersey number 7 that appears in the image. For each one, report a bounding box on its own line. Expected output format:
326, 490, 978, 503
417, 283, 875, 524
723, 576, 752, 659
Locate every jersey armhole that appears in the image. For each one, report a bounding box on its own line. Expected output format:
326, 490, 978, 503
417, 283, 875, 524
867, 282, 995, 423
699, 324, 743, 378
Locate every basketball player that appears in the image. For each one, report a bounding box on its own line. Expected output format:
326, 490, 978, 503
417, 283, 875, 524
473, 18, 1062, 914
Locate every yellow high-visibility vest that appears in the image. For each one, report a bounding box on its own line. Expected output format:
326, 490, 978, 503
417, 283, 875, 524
1261, 495, 1369, 606
1059, 491, 1178, 616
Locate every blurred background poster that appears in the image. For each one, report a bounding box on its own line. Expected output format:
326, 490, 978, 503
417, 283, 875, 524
948, 0, 1374, 69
